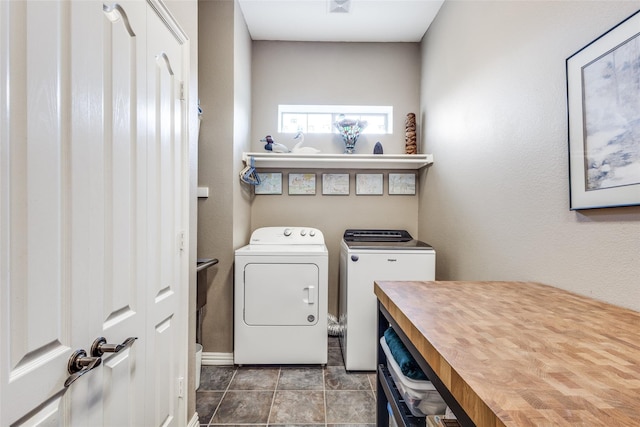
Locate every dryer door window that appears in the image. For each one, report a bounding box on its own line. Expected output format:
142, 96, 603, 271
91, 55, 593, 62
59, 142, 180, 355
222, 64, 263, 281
244, 263, 319, 326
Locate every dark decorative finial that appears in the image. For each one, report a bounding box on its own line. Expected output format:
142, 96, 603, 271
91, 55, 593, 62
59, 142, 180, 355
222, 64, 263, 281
373, 141, 383, 154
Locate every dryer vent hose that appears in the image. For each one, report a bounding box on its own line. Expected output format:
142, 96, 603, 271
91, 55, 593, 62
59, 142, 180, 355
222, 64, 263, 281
327, 313, 343, 337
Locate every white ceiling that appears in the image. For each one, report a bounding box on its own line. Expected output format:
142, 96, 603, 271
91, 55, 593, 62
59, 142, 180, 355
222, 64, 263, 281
237, 0, 445, 43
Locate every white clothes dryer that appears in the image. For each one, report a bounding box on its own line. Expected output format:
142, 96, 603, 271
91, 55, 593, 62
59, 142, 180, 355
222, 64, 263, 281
234, 226, 328, 365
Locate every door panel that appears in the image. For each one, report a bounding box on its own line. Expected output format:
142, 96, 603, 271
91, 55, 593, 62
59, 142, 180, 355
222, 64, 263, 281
12, 394, 64, 427
244, 263, 320, 325
96, 2, 147, 426
101, 349, 135, 427
153, 315, 175, 427
1, 1, 188, 426
0, 1, 73, 424
103, 0, 139, 329
145, 5, 186, 425
99, 1, 146, 426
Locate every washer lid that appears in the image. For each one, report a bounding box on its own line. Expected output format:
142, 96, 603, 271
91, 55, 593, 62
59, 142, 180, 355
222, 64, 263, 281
343, 229, 413, 242
343, 229, 433, 250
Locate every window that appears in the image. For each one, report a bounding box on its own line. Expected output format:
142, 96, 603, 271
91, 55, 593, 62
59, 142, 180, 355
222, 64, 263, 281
278, 105, 393, 134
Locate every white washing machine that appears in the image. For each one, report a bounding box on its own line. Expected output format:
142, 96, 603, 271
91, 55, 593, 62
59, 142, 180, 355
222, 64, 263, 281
339, 229, 435, 371
234, 226, 328, 365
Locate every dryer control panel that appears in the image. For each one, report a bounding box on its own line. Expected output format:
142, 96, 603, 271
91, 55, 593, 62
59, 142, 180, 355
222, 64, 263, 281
249, 226, 325, 245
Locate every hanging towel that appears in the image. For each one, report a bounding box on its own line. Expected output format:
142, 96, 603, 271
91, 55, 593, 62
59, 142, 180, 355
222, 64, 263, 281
384, 327, 428, 381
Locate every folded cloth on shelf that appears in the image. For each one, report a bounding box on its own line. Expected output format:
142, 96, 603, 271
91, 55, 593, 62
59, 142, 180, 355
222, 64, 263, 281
384, 327, 428, 381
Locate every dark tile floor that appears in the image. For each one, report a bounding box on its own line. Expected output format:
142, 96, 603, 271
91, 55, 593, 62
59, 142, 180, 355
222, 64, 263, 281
196, 336, 377, 426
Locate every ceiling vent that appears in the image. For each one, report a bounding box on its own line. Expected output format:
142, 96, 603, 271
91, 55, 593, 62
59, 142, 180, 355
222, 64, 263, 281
329, 0, 351, 13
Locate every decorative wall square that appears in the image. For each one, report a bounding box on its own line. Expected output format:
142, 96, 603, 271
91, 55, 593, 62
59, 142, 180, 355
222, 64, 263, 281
389, 173, 416, 195
288, 173, 316, 195
322, 174, 350, 195
255, 172, 282, 194
355, 174, 383, 195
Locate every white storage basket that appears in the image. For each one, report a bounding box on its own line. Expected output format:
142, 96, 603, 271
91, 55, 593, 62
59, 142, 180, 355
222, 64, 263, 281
381, 336, 447, 416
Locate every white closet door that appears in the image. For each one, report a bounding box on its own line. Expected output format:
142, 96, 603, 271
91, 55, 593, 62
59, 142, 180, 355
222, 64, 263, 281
77, 1, 148, 426
144, 2, 188, 426
0, 1, 189, 426
0, 1, 148, 425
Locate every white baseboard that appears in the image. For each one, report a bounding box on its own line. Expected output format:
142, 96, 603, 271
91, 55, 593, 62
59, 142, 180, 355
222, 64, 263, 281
202, 351, 234, 366
187, 412, 199, 427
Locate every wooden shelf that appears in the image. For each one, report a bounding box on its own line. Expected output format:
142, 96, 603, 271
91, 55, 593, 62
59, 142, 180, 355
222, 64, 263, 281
242, 152, 433, 170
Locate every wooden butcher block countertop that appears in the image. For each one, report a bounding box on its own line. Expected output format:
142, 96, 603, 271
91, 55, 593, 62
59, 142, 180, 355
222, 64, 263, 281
374, 281, 640, 427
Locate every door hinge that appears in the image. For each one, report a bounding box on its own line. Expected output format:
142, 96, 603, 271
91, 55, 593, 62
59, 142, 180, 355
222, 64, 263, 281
179, 82, 185, 100
177, 376, 184, 398
178, 231, 185, 252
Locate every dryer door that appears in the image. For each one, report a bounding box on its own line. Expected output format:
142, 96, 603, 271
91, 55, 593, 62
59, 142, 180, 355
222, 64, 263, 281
244, 263, 319, 326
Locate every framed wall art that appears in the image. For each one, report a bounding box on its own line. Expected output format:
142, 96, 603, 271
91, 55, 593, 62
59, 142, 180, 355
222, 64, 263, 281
356, 173, 383, 195
255, 172, 282, 195
389, 173, 416, 195
566, 10, 640, 209
288, 173, 316, 195
322, 173, 350, 195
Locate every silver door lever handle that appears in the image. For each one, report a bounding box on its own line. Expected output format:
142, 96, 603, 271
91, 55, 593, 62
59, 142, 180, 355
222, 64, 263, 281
64, 349, 101, 387
91, 336, 138, 357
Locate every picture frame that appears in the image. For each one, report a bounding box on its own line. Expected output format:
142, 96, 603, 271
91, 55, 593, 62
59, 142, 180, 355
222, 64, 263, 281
322, 173, 350, 195
255, 172, 282, 195
355, 173, 383, 195
389, 173, 416, 195
288, 173, 316, 195
566, 10, 640, 209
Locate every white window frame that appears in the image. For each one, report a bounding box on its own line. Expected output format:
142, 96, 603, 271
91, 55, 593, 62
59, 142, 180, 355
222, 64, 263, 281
277, 104, 394, 134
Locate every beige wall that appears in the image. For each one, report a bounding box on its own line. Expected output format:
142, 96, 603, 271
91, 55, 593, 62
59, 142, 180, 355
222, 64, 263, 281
251, 41, 421, 154
419, 1, 640, 310
233, 3, 253, 253
249, 41, 422, 315
198, 0, 252, 354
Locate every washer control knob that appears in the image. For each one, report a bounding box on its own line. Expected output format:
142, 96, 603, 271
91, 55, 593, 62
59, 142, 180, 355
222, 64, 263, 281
300, 229, 307, 236
351, 255, 359, 262
309, 230, 316, 237
284, 228, 292, 236
307, 315, 315, 322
